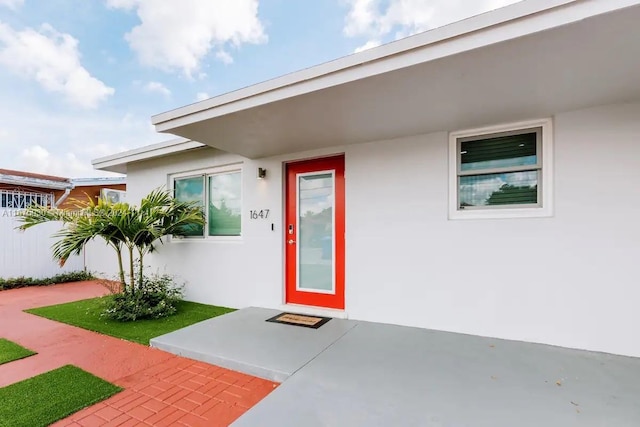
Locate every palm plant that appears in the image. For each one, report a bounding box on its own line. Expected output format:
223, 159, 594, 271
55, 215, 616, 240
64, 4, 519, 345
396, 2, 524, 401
125, 188, 206, 290
17, 188, 204, 293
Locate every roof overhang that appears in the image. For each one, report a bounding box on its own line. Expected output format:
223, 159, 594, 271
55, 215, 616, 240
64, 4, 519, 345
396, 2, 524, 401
0, 172, 72, 191
148, 0, 640, 159
72, 177, 126, 187
92, 138, 205, 174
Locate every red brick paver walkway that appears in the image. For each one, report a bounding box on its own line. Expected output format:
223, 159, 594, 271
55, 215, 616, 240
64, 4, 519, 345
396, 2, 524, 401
0, 281, 277, 426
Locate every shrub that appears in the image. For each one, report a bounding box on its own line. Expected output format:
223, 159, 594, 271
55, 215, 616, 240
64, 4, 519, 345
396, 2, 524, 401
102, 273, 183, 322
0, 271, 95, 291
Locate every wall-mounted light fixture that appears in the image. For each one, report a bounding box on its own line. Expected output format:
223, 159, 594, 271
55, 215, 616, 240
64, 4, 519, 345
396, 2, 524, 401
257, 167, 267, 179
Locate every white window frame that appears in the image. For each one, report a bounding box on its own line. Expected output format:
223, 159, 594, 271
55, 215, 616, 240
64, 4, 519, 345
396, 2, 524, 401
448, 118, 553, 220
170, 163, 243, 241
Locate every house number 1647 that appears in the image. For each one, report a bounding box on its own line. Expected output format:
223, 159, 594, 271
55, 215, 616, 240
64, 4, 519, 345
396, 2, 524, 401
249, 209, 270, 219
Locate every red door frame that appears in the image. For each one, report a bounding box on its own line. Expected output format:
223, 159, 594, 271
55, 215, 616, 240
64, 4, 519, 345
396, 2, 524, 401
285, 155, 345, 310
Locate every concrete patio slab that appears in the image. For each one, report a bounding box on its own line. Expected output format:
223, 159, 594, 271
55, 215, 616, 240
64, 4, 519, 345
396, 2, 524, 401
150, 307, 640, 426
232, 321, 640, 426
150, 307, 358, 382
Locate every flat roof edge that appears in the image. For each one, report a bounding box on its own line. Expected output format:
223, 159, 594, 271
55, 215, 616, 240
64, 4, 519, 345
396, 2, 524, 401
92, 138, 205, 171
0, 175, 73, 190
72, 177, 127, 186
151, 0, 590, 127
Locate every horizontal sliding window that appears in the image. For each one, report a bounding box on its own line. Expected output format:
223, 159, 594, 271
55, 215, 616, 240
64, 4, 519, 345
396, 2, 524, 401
173, 168, 242, 238
174, 176, 205, 237
208, 172, 241, 236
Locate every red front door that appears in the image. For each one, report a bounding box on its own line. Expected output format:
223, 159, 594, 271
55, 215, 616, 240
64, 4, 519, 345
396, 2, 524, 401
285, 155, 345, 309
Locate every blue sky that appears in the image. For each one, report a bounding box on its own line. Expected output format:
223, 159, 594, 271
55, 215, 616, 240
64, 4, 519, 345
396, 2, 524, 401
0, 0, 519, 177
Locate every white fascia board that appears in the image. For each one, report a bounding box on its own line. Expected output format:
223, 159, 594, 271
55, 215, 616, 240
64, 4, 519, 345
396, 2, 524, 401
152, 0, 640, 132
91, 138, 206, 173
72, 177, 127, 186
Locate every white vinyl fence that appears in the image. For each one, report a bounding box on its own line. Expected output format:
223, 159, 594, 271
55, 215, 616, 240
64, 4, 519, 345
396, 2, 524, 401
84, 239, 129, 281
0, 213, 84, 279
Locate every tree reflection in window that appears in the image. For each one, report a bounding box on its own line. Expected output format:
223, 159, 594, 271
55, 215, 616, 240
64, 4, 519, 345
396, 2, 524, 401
486, 184, 537, 205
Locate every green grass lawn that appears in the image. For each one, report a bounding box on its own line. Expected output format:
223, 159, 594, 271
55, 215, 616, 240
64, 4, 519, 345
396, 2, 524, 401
25, 297, 234, 345
0, 339, 36, 365
0, 365, 121, 427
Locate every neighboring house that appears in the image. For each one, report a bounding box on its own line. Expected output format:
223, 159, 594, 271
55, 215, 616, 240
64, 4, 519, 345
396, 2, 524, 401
0, 170, 81, 279
0, 169, 72, 209
93, 1, 640, 358
0, 169, 126, 210
59, 177, 126, 209
0, 171, 126, 279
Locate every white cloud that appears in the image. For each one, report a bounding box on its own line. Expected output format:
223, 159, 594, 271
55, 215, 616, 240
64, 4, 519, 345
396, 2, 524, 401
344, 0, 522, 51
107, 0, 267, 76
0, 23, 114, 108
344, 0, 380, 38
354, 39, 381, 53
143, 81, 171, 97
0, 101, 164, 178
215, 49, 234, 65
105, 0, 137, 9
196, 92, 210, 101
19, 145, 94, 178
0, 0, 23, 10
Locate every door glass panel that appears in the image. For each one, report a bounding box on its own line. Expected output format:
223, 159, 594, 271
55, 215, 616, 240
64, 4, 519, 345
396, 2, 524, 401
298, 172, 334, 293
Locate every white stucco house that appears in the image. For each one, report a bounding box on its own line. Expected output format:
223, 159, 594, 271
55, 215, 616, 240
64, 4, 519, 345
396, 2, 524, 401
93, 0, 640, 358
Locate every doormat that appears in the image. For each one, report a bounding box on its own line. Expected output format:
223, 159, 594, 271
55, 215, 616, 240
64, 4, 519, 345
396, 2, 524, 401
266, 312, 332, 329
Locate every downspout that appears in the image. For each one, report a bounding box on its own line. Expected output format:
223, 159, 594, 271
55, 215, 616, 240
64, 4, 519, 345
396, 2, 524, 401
54, 184, 74, 208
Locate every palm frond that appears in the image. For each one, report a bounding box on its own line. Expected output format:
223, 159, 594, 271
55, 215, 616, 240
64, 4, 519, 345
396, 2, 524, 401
16, 206, 72, 230
18, 186, 205, 284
